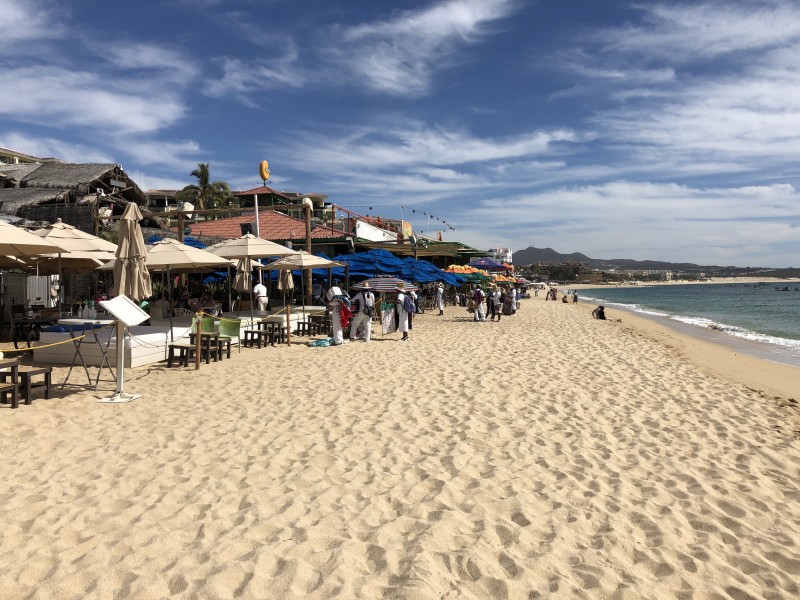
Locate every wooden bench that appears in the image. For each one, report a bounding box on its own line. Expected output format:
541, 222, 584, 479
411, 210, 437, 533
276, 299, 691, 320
0, 365, 52, 404
0, 381, 19, 409
0, 360, 20, 409
294, 320, 312, 336
243, 329, 274, 349
167, 343, 195, 367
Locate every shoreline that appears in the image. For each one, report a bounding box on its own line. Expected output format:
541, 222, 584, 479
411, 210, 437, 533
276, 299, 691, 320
571, 298, 800, 402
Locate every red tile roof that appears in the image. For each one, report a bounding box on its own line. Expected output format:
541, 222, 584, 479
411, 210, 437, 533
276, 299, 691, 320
179, 210, 348, 240
234, 186, 292, 199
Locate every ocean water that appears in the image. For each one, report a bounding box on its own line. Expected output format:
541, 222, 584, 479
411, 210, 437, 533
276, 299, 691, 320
578, 282, 800, 367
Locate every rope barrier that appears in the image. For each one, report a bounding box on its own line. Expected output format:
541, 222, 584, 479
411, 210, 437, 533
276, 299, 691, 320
0, 323, 118, 355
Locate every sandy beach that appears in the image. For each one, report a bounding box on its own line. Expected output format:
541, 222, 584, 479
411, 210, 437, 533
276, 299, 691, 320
1, 295, 799, 599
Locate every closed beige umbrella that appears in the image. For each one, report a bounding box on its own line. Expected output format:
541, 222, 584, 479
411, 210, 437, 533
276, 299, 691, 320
112, 203, 152, 301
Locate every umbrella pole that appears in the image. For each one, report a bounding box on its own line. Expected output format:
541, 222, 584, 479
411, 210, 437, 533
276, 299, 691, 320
57, 254, 62, 313
286, 301, 291, 346
227, 265, 231, 313
168, 266, 174, 342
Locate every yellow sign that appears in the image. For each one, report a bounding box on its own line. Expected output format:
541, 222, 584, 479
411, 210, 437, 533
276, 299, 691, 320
259, 160, 270, 182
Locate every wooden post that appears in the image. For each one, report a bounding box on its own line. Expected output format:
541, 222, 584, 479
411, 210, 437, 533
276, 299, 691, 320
194, 312, 201, 369
286, 302, 291, 346
305, 204, 312, 306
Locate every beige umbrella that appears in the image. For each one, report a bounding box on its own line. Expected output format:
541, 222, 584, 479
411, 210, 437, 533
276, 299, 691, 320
136, 238, 229, 340
260, 251, 345, 345
103, 203, 152, 403
101, 237, 230, 338
0, 220, 68, 256
33, 219, 117, 253
143, 238, 231, 272
32, 219, 117, 309
208, 234, 297, 321
112, 203, 152, 301
233, 258, 251, 293
207, 233, 297, 260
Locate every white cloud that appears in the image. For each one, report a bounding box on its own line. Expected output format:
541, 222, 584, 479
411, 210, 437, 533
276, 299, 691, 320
600, 1, 800, 61
205, 52, 305, 101
0, 132, 112, 164
0, 66, 185, 135
0, 0, 66, 50
102, 43, 198, 83
457, 181, 800, 266
332, 0, 517, 95
117, 139, 203, 171
282, 120, 579, 173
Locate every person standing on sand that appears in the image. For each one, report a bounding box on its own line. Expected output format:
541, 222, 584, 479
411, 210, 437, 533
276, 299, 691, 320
435, 282, 445, 316
407, 289, 417, 330
253, 280, 268, 311
472, 285, 486, 321
491, 285, 503, 321
395, 283, 410, 341
326, 285, 350, 345
349, 283, 375, 342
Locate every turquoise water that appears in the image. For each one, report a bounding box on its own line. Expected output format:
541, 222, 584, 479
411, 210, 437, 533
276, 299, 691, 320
579, 282, 800, 366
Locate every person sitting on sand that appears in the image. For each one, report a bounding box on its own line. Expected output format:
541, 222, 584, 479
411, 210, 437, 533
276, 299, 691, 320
592, 305, 607, 320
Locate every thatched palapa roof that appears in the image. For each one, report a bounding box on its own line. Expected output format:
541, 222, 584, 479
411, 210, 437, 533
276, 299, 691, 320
20, 163, 120, 191
0, 188, 72, 214
0, 162, 42, 185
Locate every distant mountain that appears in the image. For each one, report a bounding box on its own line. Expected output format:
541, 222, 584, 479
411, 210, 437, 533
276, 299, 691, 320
511, 247, 800, 277
512, 246, 705, 271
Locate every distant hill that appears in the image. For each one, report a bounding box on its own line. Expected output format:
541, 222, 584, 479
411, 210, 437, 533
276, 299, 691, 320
512, 246, 705, 271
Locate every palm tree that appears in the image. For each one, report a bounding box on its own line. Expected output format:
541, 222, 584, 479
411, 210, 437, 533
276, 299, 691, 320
177, 162, 232, 211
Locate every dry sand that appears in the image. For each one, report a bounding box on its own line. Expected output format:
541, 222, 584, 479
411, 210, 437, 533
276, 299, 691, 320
1, 296, 799, 599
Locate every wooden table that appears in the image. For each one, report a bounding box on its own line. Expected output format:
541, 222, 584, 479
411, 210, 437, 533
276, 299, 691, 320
0, 358, 20, 409
189, 332, 223, 363
12, 317, 56, 349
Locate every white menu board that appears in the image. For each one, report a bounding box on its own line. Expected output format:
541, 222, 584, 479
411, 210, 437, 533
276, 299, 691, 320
99, 295, 150, 327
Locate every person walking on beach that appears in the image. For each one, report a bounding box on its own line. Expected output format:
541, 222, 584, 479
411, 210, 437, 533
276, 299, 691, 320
472, 285, 486, 321
435, 282, 445, 316
326, 285, 350, 345
407, 289, 417, 330
395, 283, 410, 341
349, 283, 375, 342
490, 285, 503, 321
253, 280, 268, 311
486, 284, 497, 320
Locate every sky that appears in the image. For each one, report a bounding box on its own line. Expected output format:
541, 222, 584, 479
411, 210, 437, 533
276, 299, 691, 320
1, 0, 800, 267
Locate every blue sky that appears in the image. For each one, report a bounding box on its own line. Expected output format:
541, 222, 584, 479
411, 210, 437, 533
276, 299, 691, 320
2, 0, 800, 267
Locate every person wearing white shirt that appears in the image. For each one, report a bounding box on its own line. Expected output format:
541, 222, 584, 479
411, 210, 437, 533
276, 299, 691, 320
349, 283, 375, 342
326, 285, 347, 345
395, 283, 410, 341
253, 281, 268, 311
435, 282, 445, 316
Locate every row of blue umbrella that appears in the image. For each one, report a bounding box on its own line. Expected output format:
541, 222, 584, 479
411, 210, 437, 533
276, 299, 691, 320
145, 237, 465, 287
